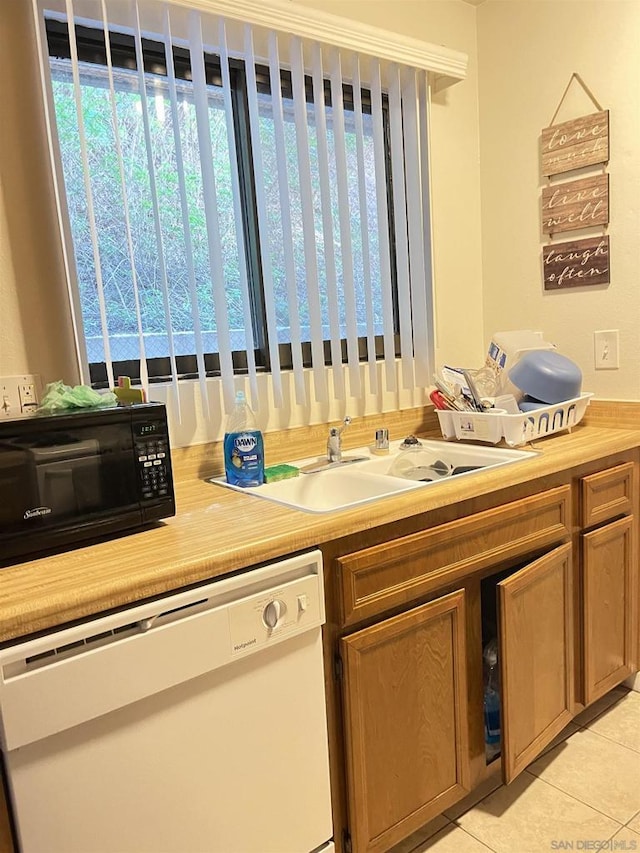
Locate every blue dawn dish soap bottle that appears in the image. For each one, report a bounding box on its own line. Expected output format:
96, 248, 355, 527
224, 391, 264, 487
483, 638, 501, 762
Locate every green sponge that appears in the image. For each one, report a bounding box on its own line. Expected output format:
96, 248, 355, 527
263, 464, 300, 483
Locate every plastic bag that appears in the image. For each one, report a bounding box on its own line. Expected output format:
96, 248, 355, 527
38, 381, 118, 413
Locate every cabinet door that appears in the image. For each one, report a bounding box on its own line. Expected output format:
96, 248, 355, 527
498, 543, 574, 783
583, 515, 637, 705
341, 590, 470, 853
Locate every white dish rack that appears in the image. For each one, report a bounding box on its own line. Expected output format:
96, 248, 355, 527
436, 392, 593, 447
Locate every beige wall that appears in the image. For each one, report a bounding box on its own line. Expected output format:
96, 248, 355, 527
477, 0, 640, 399
0, 0, 79, 384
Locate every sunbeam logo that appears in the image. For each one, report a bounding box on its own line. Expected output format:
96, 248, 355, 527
24, 506, 52, 520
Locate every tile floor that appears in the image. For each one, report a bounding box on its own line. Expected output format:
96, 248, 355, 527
401, 687, 640, 853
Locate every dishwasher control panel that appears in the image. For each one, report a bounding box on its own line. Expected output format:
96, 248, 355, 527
227, 573, 323, 657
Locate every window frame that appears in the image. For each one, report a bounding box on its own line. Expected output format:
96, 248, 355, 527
46, 18, 400, 388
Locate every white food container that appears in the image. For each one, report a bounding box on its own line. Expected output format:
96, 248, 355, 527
436, 392, 593, 447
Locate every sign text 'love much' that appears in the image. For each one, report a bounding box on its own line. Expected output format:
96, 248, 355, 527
541, 110, 609, 177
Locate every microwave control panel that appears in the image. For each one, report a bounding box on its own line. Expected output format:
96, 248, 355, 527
134, 421, 171, 501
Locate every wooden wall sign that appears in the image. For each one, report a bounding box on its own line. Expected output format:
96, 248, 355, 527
543, 236, 610, 290
541, 110, 609, 177
541, 174, 609, 235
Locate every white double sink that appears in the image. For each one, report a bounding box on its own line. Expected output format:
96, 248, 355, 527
212, 439, 537, 514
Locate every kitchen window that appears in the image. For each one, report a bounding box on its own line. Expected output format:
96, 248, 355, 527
35, 1, 440, 413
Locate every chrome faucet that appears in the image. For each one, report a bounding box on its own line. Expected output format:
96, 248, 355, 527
327, 416, 352, 463
299, 415, 365, 474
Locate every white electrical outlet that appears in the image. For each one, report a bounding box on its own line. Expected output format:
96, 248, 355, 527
0, 375, 42, 416
19, 383, 37, 412
594, 330, 619, 370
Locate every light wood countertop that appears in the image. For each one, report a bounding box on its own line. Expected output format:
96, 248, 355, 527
1, 423, 639, 644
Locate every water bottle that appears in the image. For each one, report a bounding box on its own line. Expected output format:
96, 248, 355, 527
224, 391, 264, 487
483, 638, 501, 761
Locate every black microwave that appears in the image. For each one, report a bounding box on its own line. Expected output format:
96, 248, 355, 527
0, 402, 175, 564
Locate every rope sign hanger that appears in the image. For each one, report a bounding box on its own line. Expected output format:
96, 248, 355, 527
549, 72, 604, 126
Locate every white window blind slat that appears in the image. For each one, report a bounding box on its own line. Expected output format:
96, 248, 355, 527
419, 72, 436, 379
132, 0, 179, 394
310, 43, 344, 400
188, 10, 235, 411
352, 55, 377, 393
369, 58, 396, 393
388, 63, 415, 390
217, 19, 259, 410
64, 0, 114, 389
129, 0, 183, 418
328, 48, 361, 399
402, 66, 431, 388
162, 5, 209, 414
267, 32, 306, 406
290, 36, 327, 404
243, 25, 283, 408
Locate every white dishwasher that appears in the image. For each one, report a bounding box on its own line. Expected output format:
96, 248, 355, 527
0, 550, 334, 853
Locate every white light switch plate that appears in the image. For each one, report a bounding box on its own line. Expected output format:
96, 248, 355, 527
594, 330, 619, 370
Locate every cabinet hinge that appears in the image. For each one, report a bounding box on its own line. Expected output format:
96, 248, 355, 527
342, 829, 352, 853
334, 653, 343, 681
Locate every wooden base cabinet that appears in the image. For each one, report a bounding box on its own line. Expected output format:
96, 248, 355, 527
580, 462, 638, 705
341, 590, 470, 853
498, 543, 574, 782
327, 461, 639, 853
582, 515, 637, 704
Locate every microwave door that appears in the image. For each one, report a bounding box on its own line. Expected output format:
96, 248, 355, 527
0, 446, 33, 531
30, 439, 103, 519
37, 461, 99, 516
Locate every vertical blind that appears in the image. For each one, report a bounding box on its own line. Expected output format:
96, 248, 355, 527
33, 0, 436, 415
